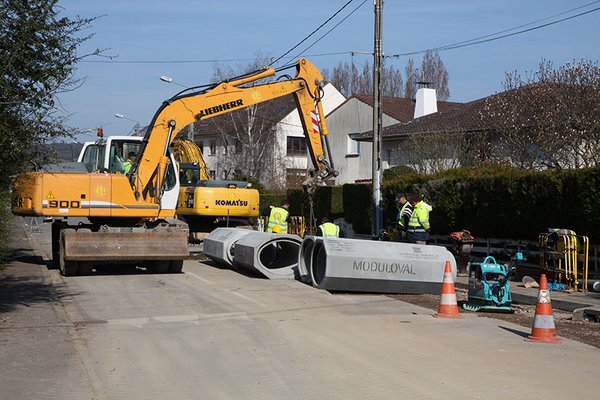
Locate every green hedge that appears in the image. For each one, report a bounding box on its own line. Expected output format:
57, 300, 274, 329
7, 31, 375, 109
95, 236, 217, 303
342, 183, 372, 234
262, 167, 600, 242
382, 166, 600, 242
0, 189, 11, 266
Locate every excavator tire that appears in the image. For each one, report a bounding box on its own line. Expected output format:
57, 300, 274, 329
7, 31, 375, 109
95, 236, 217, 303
59, 229, 79, 276
51, 220, 66, 269
169, 260, 184, 273
149, 260, 170, 274
78, 262, 94, 276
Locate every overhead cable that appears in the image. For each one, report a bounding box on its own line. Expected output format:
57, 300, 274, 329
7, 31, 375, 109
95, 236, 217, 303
388, 3, 600, 58
269, 0, 358, 66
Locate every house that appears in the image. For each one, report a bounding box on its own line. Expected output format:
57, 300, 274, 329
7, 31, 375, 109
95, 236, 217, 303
326, 91, 461, 184
349, 83, 599, 173
183, 82, 345, 189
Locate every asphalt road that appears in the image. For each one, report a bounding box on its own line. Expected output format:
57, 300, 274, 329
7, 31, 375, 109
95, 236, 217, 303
2, 217, 599, 399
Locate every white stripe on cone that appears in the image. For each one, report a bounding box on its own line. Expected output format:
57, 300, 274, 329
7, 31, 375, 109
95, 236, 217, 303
532, 314, 556, 329
440, 293, 457, 305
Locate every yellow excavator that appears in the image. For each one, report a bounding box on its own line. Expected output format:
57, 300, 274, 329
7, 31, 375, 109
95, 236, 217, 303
11, 58, 336, 276
170, 138, 260, 237
77, 135, 261, 239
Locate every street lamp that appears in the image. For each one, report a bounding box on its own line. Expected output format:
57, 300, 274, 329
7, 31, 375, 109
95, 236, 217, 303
159, 75, 187, 88
114, 113, 141, 136
160, 75, 193, 140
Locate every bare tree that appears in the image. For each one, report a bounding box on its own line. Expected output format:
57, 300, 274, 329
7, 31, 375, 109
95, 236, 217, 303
185, 54, 288, 187
382, 61, 404, 97
482, 58, 600, 170
325, 61, 359, 96
322, 60, 403, 96
404, 58, 418, 99
403, 52, 450, 100
421, 51, 450, 101
398, 129, 486, 174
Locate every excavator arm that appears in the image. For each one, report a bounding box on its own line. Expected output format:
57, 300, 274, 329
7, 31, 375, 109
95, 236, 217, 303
131, 58, 336, 202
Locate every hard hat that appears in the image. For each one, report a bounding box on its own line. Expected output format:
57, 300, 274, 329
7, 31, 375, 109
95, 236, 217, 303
272, 225, 282, 234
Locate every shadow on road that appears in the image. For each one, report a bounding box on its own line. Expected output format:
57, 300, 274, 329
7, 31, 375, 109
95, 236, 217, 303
1, 249, 79, 314
9, 247, 47, 266
0, 271, 77, 314
499, 325, 530, 339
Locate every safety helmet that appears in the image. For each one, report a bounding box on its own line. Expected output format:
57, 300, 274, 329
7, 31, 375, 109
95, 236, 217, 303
272, 225, 282, 234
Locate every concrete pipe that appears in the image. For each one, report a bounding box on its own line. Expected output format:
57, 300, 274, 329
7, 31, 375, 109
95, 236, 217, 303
233, 231, 303, 279
203, 228, 253, 267
310, 238, 457, 294
298, 236, 319, 283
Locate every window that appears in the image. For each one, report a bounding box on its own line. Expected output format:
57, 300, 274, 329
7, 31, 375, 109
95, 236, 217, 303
198, 141, 204, 155
287, 136, 307, 156
234, 139, 243, 154
179, 165, 200, 186
80, 145, 99, 172
209, 140, 216, 155
163, 160, 176, 190
223, 139, 228, 155
347, 135, 360, 156
209, 170, 216, 179
286, 168, 307, 188
109, 140, 142, 174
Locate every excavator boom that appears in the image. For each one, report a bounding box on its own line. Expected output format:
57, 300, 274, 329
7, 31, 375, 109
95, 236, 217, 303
131, 59, 334, 201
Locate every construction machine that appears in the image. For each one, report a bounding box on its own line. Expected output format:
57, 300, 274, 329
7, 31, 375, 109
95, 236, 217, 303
11, 58, 336, 275
78, 136, 260, 237
463, 256, 515, 313
170, 138, 260, 236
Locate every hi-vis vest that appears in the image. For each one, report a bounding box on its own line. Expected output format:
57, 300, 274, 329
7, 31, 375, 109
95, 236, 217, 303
319, 222, 340, 238
408, 201, 430, 232
266, 207, 289, 234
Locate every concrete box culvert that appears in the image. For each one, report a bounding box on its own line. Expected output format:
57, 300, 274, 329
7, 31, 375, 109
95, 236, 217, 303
298, 236, 320, 283
203, 228, 253, 267
233, 232, 303, 279
310, 238, 457, 294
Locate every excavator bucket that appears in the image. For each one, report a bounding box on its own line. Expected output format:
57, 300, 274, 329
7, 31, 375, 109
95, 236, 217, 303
62, 230, 189, 262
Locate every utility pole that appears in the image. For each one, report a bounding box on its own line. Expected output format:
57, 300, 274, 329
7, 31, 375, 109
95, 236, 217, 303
372, 0, 384, 239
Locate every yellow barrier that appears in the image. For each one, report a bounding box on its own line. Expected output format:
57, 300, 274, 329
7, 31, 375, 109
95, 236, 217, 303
539, 231, 589, 291
261, 216, 306, 237
288, 216, 306, 238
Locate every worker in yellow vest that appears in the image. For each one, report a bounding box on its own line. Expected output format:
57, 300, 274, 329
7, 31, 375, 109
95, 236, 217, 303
407, 193, 431, 244
123, 151, 136, 174
263, 199, 290, 234
395, 192, 413, 242
318, 217, 340, 238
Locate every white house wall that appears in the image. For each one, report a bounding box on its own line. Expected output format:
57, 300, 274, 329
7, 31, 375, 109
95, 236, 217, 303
195, 83, 345, 188
326, 98, 400, 184
273, 83, 346, 187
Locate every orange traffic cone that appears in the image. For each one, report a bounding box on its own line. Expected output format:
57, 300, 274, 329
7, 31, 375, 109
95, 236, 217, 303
434, 261, 462, 318
526, 274, 560, 343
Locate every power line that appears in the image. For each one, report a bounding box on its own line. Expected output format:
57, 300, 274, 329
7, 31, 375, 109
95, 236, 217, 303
81, 51, 354, 65
270, 0, 358, 66
80, 2, 600, 66
284, 0, 369, 67
388, 2, 600, 58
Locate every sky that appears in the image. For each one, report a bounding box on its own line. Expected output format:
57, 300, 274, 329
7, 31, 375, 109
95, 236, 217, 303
54, 0, 600, 141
